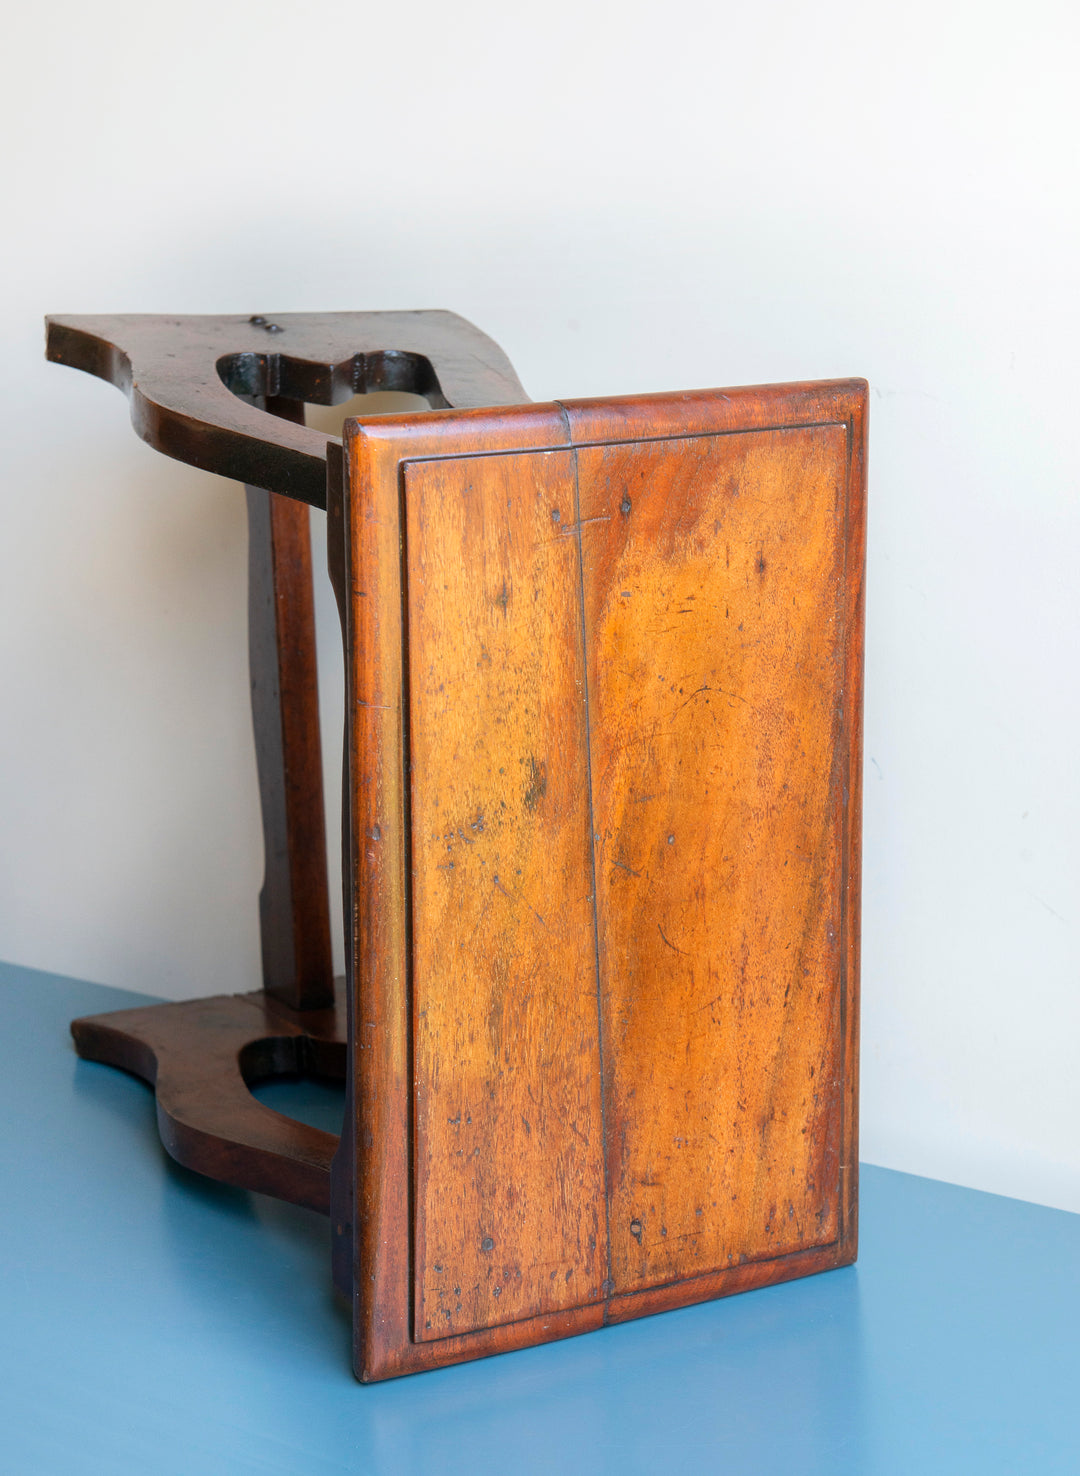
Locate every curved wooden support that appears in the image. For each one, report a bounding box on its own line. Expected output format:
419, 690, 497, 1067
71, 983, 347, 1214
45, 311, 531, 506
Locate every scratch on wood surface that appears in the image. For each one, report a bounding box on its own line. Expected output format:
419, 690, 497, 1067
493, 874, 552, 933
534, 514, 612, 549
657, 923, 689, 955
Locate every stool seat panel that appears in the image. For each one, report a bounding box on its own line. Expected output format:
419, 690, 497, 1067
339, 381, 865, 1379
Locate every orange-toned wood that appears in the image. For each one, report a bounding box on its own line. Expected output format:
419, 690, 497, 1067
333, 380, 866, 1381
577, 425, 847, 1295
405, 447, 607, 1340
333, 405, 607, 1380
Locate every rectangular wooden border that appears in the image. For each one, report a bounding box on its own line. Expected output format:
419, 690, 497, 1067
338, 381, 866, 1380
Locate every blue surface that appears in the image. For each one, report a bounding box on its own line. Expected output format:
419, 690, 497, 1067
1, 960, 1077, 1474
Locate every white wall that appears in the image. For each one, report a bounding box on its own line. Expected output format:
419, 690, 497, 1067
2, 0, 1077, 1212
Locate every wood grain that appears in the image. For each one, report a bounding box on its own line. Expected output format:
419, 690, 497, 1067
405, 448, 606, 1340
577, 426, 847, 1293
337, 405, 582, 1380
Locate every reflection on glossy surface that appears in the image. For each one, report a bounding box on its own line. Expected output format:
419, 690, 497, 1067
2, 961, 1077, 1474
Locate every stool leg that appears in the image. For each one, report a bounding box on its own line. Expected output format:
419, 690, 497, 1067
246, 395, 334, 1011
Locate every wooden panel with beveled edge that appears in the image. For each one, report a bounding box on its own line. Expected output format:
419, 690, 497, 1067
405, 446, 607, 1340
576, 423, 850, 1295
337, 382, 865, 1380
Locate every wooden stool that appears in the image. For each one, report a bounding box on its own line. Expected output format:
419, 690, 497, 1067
47, 313, 867, 1381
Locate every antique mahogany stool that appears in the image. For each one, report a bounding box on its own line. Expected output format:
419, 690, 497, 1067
47, 313, 867, 1381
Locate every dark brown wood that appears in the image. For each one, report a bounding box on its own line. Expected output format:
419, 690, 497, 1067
71, 982, 346, 1213
332, 379, 866, 1379
45, 312, 529, 506
246, 395, 333, 1011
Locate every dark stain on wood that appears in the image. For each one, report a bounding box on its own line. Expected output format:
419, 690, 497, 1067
523, 756, 548, 812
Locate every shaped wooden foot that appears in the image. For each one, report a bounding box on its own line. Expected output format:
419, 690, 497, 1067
71, 982, 346, 1214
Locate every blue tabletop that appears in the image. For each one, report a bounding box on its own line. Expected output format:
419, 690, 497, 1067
1, 959, 1077, 1475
